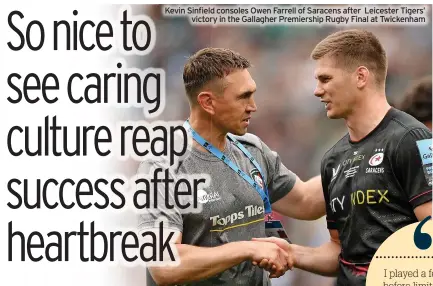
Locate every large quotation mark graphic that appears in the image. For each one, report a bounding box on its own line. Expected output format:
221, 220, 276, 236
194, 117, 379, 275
414, 215, 432, 250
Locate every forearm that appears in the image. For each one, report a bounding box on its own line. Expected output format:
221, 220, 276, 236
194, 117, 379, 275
149, 241, 253, 285
272, 176, 325, 220
303, 176, 326, 220
292, 240, 340, 276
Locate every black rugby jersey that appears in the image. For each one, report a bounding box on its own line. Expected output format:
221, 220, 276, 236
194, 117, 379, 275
321, 108, 432, 286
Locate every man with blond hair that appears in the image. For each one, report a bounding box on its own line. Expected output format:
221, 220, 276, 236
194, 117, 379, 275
255, 29, 432, 285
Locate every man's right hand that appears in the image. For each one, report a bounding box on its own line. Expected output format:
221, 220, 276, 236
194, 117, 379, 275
247, 240, 294, 278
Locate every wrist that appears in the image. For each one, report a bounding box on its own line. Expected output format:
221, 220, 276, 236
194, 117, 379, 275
290, 244, 302, 268
238, 241, 255, 261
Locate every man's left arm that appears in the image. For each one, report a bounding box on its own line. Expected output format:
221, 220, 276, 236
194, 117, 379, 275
414, 201, 432, 221
394, 128, 432, 221
271, 176, 325, 220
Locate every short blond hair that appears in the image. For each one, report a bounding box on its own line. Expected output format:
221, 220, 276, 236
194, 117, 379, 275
311, 29, 387, 86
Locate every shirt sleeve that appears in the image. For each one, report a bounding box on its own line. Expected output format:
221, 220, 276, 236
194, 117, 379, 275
394, 128, 432, 209
321, 155, 337, 230
260, 140, 297, 204
136, 160, 184, 234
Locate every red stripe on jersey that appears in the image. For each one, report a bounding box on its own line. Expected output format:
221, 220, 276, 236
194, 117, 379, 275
409, 190, 432, 202
340, 257, 369, 275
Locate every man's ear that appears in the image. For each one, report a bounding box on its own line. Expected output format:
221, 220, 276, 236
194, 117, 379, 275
356, 66, 369, 89
197, 91, 216, 115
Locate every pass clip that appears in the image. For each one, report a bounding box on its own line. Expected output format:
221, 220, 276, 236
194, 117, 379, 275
264, 220, 292, 244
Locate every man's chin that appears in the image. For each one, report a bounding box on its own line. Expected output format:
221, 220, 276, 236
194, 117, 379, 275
326, 111, 342, 119
230, 128, 247, 136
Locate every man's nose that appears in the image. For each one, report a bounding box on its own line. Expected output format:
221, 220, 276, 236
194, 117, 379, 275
314, 84, 324, 97
247, 96, 257, 112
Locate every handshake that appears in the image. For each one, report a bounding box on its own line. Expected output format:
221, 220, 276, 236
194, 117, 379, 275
249, 237, 295, 278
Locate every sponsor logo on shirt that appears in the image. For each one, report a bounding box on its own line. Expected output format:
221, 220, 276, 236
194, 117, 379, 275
197, 189, 221, 204
416, 139, 432, 165
209, 205, 264, 228
330, 195, 346, 213
331, 164, 341, 182
416, 139, 432, 186
351, 189, 389, 205
342, 154, 365, 166
331, 153, 365, 182
344, 166, 359, 178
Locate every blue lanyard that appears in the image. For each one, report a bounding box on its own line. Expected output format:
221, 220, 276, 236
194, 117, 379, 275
183, 120, 272, 214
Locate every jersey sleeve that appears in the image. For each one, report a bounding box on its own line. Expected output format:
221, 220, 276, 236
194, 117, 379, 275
394, 128, 432, 209
260, 140, 297, 204
321, 155, 337, 230
136, 160, 184, 234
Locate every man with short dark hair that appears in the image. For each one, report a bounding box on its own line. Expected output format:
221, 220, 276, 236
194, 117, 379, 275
400, 76, 432, 130
255, 29, 432, 286
138, 47, 325, 285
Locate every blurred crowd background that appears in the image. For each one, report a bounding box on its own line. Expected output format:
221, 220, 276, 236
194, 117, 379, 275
112, 4, 432, 286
